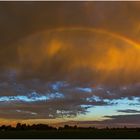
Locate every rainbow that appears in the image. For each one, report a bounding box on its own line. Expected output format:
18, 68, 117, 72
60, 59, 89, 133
46, 27, 140, 50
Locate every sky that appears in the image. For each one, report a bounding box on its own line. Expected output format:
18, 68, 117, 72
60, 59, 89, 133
0, 1, 140, 128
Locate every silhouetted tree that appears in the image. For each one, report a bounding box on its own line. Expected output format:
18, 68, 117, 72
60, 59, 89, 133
16, 123, 22, 130
0, 125, 6, 131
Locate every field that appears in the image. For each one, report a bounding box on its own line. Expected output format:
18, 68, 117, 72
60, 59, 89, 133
0, 129, 140, 139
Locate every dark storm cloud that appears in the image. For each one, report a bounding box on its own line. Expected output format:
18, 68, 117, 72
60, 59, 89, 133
104, 114, 140, 124
1, 1, 140, 81
14, 29, 140, 86
0, 1, 89, 48
117, 109, 140, 113
1, 1, 140, 121
1, 2, 140, 40
87, 83, 140, 100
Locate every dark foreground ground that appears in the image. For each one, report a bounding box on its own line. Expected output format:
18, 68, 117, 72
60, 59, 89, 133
0, 129, 140, 139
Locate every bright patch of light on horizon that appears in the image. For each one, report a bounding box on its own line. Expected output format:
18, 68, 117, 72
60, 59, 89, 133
81, 97, 140, 121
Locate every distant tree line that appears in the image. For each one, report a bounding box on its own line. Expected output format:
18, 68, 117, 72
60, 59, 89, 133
0, 123, 140, 131
0, 123, 56, 131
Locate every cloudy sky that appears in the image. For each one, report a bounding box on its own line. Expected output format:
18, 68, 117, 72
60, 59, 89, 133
0, 1, 140, 127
